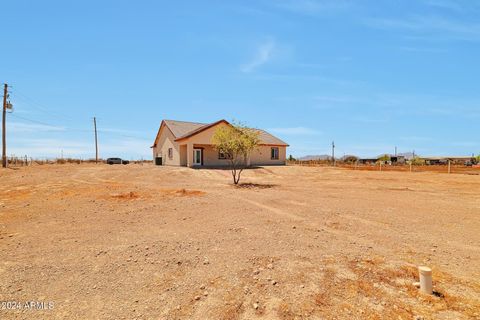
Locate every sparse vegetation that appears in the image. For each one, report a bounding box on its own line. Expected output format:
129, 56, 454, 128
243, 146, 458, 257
212, 122, 260, 184
410, 156, 425, 165
342, 155, 359, 163
1, 164, 479, 319
377, 154, 390, 162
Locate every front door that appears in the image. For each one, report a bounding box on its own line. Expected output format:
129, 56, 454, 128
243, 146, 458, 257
193, 149, 202, 166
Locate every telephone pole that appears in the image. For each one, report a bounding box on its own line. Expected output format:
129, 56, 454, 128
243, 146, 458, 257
331, 141, 336, 167
2, 84, 8, 168
93, 117, 98, 163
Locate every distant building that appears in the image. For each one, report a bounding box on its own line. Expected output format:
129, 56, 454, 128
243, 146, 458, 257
358, 158, 378, 165
358, 154, 405, 165
151, 119, 289, 167
421, 156, 475, 165
391, 155, 406, 164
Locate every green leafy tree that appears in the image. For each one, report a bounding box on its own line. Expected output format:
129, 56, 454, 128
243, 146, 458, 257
343, 155, 359, 163
288, 154, 296, 161
212, 123, 260, 185
410, 156, 425, 165
377, 154, 390, 162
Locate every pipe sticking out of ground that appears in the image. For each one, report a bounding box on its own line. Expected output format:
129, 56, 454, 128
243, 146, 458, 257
419, 266, 433, 294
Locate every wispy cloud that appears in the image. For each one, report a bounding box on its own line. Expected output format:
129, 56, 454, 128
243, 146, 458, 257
399, 46, 446, 53
8, 138, 92, 158
366, 15, 480, 41
272, 0, 352, 15
240, 39, 275, 73
267, 126, 322, 135
399, 136, 433, 142
8, 122, 66, 133
424, 0, 465, 12
9, 136, 152, 159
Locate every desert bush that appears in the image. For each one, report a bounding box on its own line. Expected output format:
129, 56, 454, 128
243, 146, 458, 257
212, 122, 260, 185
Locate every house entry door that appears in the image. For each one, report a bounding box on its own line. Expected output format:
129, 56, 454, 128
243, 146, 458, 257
193, 149, 202, 166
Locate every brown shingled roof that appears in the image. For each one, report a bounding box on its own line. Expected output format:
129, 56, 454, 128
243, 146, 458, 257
253, 128, 289, 146
152, 119, 289, 147
175, 119, 230, 141
164, 120, 207, 138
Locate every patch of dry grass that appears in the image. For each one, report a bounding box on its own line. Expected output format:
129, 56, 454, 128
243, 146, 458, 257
111, 191, 140, 200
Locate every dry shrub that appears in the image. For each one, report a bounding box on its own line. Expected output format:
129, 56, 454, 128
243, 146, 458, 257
219, 302, 244, 320
235, 183, 276, 189
111, 191, 140, 200
171, 189, 205, 197
277, 301, 295, 320
398, 265, 418, 280
313, 291, 330, 307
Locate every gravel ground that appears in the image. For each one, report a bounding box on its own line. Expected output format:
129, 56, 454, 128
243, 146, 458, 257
0, 164, 479, 319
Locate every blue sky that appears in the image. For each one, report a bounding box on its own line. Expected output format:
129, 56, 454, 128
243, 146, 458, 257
2, 0, 479, 159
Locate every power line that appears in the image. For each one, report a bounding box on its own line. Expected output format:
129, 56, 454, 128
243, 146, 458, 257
10, 113, 62, 128
9, 88, 77, 122
10, 114, 149, 139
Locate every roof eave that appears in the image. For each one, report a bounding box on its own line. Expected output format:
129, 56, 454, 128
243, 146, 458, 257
174, 119, 230, 142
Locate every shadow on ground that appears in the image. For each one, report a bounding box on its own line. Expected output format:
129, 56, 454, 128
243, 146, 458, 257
234, 183, 277, 189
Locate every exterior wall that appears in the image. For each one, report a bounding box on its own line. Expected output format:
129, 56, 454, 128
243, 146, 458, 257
153, 126, 181, 166
250, 145, 287, 166
179, 144, 187, 166
154, 121, 287, 167
184, 144, 286, 167
195, 144, 245, 167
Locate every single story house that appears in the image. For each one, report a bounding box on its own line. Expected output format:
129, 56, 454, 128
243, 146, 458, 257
421, 156, 476, 165
151, 119, 289, 167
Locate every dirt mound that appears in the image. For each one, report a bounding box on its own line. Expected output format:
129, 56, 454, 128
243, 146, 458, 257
111, 191, 141, 200
170, 188, 205, 197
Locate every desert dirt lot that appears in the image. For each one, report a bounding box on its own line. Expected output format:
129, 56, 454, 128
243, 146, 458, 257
0, 164, 479, 319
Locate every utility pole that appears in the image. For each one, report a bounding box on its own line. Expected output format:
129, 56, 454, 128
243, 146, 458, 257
395, 146, 397, 157
332, 141, 336, 167
93, 117, 98, 164
2, 84, 9, 168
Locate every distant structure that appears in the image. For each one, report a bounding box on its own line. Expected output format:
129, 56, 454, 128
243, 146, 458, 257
421, 156, 476, 165
151, 119, 289, 167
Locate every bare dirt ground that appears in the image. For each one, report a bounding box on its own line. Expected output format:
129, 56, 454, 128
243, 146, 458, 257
1, 164, 479, 320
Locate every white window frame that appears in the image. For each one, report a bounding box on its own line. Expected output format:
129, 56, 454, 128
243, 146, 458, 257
271, 147, 279, 160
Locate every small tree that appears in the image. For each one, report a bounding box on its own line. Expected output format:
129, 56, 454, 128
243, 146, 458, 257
410, 156, 425, 165
343, 155, 359, 164
212, 123, 260, 185
475, 155, 480, 164
288, 154, 296, 161
377, 154, 390, 162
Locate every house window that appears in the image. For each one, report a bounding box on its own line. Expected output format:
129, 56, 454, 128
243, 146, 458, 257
271, 147, 279, 160
218, 151, 232, 160
168, 148, 173, 159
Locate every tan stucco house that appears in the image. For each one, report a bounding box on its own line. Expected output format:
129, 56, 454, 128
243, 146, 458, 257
151, 119, 289, 167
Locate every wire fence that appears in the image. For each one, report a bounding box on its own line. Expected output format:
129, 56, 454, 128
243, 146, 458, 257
3, 156, 153, 167
286, 160, 480, 175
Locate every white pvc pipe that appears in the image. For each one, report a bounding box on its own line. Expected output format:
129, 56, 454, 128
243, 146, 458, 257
419, 266, 433, 294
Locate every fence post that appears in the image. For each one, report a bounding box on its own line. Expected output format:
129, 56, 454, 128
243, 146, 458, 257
448, 160, 451, 174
